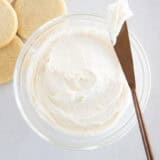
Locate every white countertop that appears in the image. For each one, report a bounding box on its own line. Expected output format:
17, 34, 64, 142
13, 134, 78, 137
0, 0, 160, 159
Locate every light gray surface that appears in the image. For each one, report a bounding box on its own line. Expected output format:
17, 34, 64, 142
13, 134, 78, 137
0, 0, 160, 159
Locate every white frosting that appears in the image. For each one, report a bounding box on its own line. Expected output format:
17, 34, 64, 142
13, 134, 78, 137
106, 0, 133, 44
27, 0, 132, 135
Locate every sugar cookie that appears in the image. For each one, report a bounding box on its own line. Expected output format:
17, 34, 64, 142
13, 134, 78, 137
14, 0, 67, 39
0, 0, 18, 48
0, 36, 23, 84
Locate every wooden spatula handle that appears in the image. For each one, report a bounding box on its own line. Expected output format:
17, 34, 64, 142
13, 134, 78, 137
131, 88, 154, 160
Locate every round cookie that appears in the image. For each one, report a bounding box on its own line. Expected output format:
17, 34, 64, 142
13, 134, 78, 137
0, 0, 18, 48
14, 0, 67, 39
0, 36, 23, 84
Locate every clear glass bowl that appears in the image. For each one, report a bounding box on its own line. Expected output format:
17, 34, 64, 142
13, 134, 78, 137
13, 15, 151, 150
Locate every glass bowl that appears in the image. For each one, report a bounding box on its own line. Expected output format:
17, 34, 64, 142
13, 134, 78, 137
13, 15, 151, 150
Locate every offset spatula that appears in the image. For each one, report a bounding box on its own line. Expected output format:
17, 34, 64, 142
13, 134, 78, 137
114, 22, 154, 160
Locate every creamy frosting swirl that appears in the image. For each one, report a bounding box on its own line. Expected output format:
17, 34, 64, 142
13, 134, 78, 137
27, 28, 131, 135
